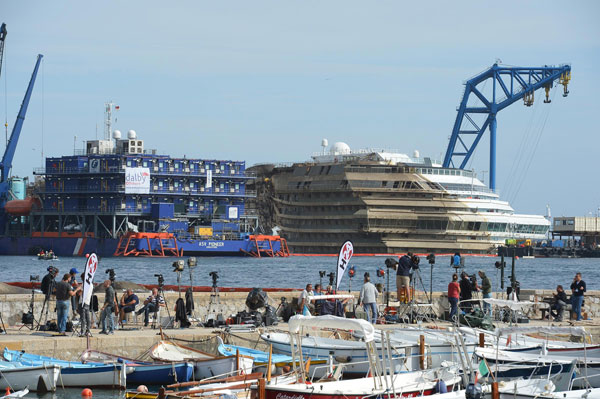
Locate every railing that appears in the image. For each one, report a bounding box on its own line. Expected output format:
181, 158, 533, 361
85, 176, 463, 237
39, 186, 256, 197
35, 166, 254, 178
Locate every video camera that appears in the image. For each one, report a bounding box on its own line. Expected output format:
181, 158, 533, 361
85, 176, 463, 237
30, 275, 40, 282
411, 255, 420, 268
327, 272, 335, 286
172, 260, 185, 272
384, 257, 398, 269
426, 253, 435, 265
154, 273, 164, 287
209, 271, 219, 288
319, 271, 326, 278
105, 268, 116, 282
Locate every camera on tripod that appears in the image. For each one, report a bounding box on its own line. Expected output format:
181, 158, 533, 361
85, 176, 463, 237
327, 272, 335, 286
105, 268, 116, 282
384, 257, 398, 269
154, 274, 164, 287
172, 260, 185, 272
319, 271, 326, 278
426, 253, 436, 265
209, 271, 219, 288
411, 255, 420, 269
30, 275, 40, 282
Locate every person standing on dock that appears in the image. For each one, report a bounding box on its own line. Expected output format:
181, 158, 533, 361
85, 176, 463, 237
396, 252, 415, 303
459, 272, 473, 312
447, 273, 460, 322
570, 273, 587, 321
359, 272, 379, 324
298, 284, 314, 316
99, 280, 116, 334
68, 268, 79, 318
478, 270, 492, 315
54, 273, 81, 336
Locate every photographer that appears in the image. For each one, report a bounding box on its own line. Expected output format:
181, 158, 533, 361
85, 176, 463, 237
41, 266, 59, 297
99, 280, 116, 334
69, 268, 79, 318
136, 287, 165, 327
396, 252, 416, 303
459, 272, 474, 312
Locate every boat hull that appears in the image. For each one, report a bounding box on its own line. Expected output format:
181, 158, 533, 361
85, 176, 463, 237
127, 362, 194, 385
0, 364, 60, 392
58, 364, 128, 388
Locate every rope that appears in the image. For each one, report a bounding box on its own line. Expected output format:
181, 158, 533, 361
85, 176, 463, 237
509, 86, 558, 204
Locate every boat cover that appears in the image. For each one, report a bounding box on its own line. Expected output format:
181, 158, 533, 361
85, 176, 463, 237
288, 315, 375, 342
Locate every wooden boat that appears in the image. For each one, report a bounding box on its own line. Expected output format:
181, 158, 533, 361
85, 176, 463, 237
80, 349, 194, 385
3, 349, 128, 389
149, 340, 254, 380
0, 361, 60, 392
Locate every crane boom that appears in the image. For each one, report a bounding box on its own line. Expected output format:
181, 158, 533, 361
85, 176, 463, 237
442, 63, 571, 190
0, 54, 43, 197
0, 23, 6, 80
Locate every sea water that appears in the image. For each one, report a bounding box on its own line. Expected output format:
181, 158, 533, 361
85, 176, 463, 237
0, 254, 595, 292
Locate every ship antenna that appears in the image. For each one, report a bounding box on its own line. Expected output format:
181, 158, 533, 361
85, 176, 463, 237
104, 101, 113, 140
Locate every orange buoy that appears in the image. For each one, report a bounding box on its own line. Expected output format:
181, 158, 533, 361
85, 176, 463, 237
81, 388, 93, 397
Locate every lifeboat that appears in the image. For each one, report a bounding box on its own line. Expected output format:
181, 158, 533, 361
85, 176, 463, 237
4, 197, 41, 216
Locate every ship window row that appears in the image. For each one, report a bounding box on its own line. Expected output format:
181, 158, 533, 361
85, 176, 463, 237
367, 218, 548, 234
440, 183, 495, 194
414, 168, 474, 178
350, 180, 424, 189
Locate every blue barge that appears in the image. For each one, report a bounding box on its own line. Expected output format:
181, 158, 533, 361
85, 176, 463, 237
0, 103, 288, 257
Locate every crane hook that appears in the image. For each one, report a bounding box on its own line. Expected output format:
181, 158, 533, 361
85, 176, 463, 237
559, 71, 571, 98
524, 91, 534, 107
543, 86, 551, 103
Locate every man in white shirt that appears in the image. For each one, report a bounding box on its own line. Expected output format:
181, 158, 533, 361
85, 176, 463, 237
298, 284, 314, 316
359, 273, 379, 324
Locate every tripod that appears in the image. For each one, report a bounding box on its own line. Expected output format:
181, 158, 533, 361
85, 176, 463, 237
37, 279, 55, 330
398, 267, 433, 324
20, 283, 37, 331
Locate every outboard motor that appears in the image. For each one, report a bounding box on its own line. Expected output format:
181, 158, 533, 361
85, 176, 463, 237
465, 383, 482, 399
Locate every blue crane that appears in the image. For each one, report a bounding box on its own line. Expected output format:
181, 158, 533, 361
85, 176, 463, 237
442, 64, 571, 191
0, 54, 43, 232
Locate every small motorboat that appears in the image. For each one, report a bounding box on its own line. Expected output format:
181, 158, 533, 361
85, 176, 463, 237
0, 388, 29, 399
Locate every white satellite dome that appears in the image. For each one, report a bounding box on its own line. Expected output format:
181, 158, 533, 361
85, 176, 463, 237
321, 138, 329, 147
113, 130, 122, 140
127, 130, 137, 139
413, 150, 420, 158
330, 142, 351, 155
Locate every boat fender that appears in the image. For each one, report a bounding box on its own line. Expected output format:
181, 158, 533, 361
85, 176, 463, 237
334, 356, 352, 363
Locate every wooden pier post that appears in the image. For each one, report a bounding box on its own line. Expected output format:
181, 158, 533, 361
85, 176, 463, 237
419, 335, 425, 370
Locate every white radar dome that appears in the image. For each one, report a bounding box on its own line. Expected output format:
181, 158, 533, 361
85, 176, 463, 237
127, 130, 137, 139
413, 150, 420, 158
113, 130, 122, 140
321, 138, 329, 147
330, 142, 351, 155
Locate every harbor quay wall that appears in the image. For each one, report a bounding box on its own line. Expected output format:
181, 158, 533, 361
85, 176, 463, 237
3, 288, 600, 327
2, 288, 600, 360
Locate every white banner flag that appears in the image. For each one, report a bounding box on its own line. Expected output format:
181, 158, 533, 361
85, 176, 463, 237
206, 169, 212, 189
81, 253, 98, 306
336, 240, 354, 290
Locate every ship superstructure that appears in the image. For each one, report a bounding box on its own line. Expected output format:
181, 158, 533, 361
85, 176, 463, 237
265, 142, 549, 254
0, 103, 290, 257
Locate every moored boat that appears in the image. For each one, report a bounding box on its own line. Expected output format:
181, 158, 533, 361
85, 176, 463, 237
0, 361, 60, 392
149, 340, 254, 380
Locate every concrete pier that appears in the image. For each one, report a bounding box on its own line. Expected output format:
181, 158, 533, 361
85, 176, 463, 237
1, 287, 600, 361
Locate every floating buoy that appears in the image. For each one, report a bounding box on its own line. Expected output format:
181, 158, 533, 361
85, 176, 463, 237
81, 388, 93, 397
136, 385, 148, 393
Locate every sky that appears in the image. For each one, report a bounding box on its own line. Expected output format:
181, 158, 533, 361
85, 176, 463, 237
1, 1, 599, 217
